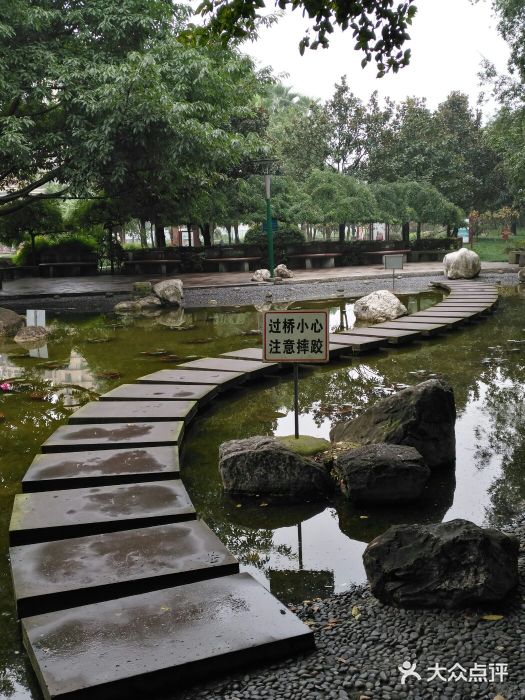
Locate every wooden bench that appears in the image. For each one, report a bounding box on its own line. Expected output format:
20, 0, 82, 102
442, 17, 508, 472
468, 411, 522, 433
122, 259, 181, 275
287, 253, 343, 269
204, 256, 261, 273
365, 249, 411, 264
38, 262, 99, 278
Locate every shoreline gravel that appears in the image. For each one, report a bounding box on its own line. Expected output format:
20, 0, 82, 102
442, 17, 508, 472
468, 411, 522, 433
176, 514, 524, 700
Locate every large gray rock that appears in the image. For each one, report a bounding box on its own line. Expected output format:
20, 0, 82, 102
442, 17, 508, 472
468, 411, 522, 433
14, 325, 48, 348
335, 444, 430, 502
134, 295, 162, 311
518, 267, 525, 282
353, 289, 407, 324
275, 264, 294, 279
443, 247, 481, 279
0, 307, 24, 337
219, 435, 332, 500
252, 268, 271, 282
153, 279, 183, 306
330, 378, 456, 469
363, 519, 519, 609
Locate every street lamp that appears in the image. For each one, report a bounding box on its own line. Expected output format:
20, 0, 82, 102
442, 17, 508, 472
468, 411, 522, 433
251, 158, 278, 279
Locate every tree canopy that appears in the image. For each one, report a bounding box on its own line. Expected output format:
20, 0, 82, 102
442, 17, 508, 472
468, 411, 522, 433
194, 0, 417, 75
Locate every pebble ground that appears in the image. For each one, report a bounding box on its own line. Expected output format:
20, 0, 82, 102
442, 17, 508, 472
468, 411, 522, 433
175, 514, 524, 700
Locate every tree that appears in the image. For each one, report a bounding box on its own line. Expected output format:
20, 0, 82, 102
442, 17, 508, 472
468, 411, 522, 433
0, 0, 178, 216
194, 0, 417, 74
0, 200, 63, 264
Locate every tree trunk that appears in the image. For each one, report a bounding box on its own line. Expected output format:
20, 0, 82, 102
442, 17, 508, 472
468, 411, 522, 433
139, 219, 148, 248
402, 222, 410, 243
446, 224, 452, 237
187, 223, 192, 248
416, 222, 421, 240
225, 225, 232, 245
511, 221, 517, 235
202, 223, 212, 247
154, 222, 166, 247
30, 232, 37, 266
234, 223, 239, 244
149, 223, 155, 247
338, 222, 346, 243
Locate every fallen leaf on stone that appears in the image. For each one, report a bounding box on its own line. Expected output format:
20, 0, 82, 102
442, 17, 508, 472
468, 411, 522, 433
351, 606, 361, 620
235, 503, 242, 508
259, 502, 268, 507
481, 614, 504, 621
160, 605, 171, 612
359, 515, 369, 519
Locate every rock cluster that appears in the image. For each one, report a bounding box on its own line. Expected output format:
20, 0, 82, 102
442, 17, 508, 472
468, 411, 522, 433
443, 247, 481, 279
14, 326, 48, 348
114, 278, 183, 314
353, 289, 407, 323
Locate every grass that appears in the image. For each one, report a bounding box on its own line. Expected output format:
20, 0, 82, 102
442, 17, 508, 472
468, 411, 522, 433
472, 236, 525, 262
276, 434, 331, 456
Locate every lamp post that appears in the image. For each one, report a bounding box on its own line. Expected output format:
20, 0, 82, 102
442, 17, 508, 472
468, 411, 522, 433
264, 171, 275, 278
251, 158, 278, 279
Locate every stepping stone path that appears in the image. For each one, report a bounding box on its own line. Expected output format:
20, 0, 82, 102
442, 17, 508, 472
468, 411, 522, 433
8, 280, 498, 700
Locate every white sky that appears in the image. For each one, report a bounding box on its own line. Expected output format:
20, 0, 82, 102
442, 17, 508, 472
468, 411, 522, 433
239, 0, 510, 115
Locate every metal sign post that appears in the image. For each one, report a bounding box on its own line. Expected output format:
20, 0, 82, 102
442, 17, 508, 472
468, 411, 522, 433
263, 310, 329, 439
383, 254, 404, 290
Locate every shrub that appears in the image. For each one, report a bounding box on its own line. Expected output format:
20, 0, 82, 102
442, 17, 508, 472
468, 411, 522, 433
244, 223, 304, 247
13, 234, 98, 266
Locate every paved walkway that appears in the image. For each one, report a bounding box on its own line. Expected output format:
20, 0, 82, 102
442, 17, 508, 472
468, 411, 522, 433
0, 262, 517, 298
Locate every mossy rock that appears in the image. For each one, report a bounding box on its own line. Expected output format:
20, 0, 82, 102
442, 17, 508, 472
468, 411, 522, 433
276, 434, 331, 457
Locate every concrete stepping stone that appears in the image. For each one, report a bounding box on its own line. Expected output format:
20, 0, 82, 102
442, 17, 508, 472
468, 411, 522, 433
177, 357, 278, 378
22, 446, 180, 492
221, 347, 263, 361
68, 400, 197, 425
399, 315, 465, 327
373, 321, 445, 336
136, 368, 245, 390
41, 421, 183, 454
22, 573, 314, 700
100, 383, 217, 404
410, 309, 480, 319
338, 327, 421, 345
11, 521, 239, 617
328, 334, 384, 353
10, 480, 195, 546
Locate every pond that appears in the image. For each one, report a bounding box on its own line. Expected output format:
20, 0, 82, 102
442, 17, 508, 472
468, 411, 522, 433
1, 287, 525, 698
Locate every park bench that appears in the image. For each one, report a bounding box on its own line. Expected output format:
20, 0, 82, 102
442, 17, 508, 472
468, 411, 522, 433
203, 256, 261, 272
365, 249, 411, 265
122, 258, 181, 275
408, 250, 447, 263
287, 252, 343, 269
39, 261, 99, 278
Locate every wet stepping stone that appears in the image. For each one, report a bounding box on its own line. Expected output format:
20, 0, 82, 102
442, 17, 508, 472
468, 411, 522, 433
374, 321, 445, 336
11, 520, 238, 618
100, 383, 217, 404
10, 480, 195, 546
22, 573, 314, 700
177, 357, 278, 379
399, 315, 465, 327
136, 369, 245, 390
22, 446, 180, 492
221, 347, 263, 361
328, 334, 384, 354
68, 400, 197, 425
411, 309, 480, 320
41, 422, 183, 454
338, 327, 421, 344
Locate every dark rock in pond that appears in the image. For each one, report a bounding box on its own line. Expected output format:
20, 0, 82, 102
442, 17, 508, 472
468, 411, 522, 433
0, 307, 24, 337
335, 444, 430, 502
218, 436, 332, 500
330, 377, 456, 469
363, 519, 519, 609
